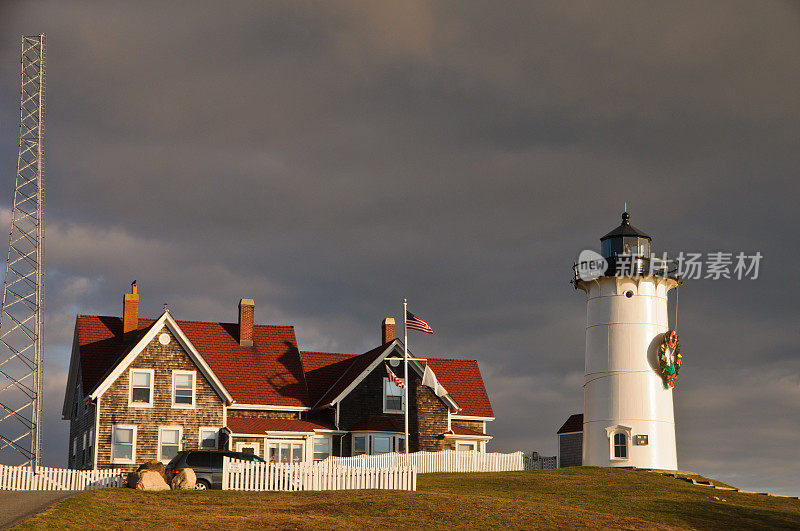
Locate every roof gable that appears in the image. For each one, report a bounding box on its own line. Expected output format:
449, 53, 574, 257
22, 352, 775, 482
86, 312, 233, 404
558, 413, 584, 434
75, 312, 309, 407
424, 358, 493, 418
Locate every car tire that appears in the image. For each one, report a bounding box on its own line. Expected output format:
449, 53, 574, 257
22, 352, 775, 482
195, 480, 210, 490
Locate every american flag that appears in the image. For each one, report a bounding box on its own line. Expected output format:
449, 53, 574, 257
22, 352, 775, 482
406, 311, 434, 334
386, 365, 405, 388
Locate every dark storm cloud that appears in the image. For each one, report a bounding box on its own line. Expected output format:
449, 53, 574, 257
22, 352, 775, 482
0, 1, 798, 494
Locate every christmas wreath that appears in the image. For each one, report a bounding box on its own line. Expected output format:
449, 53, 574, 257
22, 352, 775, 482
658, 330, 682, 389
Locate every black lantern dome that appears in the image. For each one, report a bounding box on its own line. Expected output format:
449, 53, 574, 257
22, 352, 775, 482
600, 212, 652, 274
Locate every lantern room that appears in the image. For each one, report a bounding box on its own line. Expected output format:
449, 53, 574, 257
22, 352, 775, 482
600, 212, 652, 275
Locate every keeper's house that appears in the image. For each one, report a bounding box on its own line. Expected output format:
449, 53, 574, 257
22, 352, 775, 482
62, 284, 493, 472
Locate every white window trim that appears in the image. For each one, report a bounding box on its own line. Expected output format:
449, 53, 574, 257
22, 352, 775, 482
313, 435, 332, 462
199, 427, 220, 450
382, 377, 405, 414
236, 441, 260, 457
456, 441, 477, 452
351, 431, 405, 456
605, 425, 632, 461
171, 370, 196, 409
266, 439, 306, 463
128, 368, 154, 408
157, 425, 183, 463
111, 424, 137, 465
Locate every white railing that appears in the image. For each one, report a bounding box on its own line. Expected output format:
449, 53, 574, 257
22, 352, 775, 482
0, 464, 125, 491
222, 457, 416, 491
322, 449, 524, 473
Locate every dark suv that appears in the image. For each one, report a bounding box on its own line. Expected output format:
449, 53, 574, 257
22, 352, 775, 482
165, 450, 265, 489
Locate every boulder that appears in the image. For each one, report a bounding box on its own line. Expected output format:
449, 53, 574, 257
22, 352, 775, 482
126, 471, 139, 489
137, 460, 169, 483
135, 469, 171, 491
170, 467, 196, 490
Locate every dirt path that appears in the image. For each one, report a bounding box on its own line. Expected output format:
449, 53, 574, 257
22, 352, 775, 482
0, 491, 76, 529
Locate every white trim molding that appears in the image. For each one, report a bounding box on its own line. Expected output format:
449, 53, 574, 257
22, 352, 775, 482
320, 341, 460, 413
605, 425, 632, 461
443, 432, 493, 441
450, 414, 495, 421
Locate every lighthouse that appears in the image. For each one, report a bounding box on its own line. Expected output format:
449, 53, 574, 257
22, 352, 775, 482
573, 212, 680, 470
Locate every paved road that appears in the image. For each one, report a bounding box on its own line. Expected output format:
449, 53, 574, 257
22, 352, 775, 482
0, 490, 77, 529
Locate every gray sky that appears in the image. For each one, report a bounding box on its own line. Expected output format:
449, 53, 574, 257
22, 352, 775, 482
0, 1, 798, 495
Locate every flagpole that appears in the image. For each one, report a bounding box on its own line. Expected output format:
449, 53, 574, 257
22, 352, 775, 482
403, 298, 409, 454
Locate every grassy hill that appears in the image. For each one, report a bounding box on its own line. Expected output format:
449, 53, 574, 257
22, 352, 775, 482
16, 467, 800, 529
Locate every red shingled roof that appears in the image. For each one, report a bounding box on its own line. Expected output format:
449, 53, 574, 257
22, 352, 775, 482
351, 415, 402, 432
301, 351, 357, 406
311, 343, 391, 408
74, 315, 493, 418
226, 417, 336, 435
75, 315, 310, 408
424, 358, 494, 418
450, 425, 488, 437
557, 413, 583, 434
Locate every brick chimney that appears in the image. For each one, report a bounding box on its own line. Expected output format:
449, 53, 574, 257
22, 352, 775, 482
122, 281, 139, 337
239, 299, 254, 347
381, 317, 395, 344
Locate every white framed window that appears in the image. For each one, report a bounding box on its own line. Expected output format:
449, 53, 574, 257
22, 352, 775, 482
456, 441, 477, 452
313, 436, 331, 461
372, 436, 392, 455
352, 433, 404, 456
605, 425, 631, 461
129, 369, 154, 407
613, 433, 628, 459
354, 435, 367, 456
267, 440, 303, 463
111, 424, 137, 464
199, 427, 219, 450
158, 426, 182, 463
236, 441, 261, 457
383, 377, 404, 413
172, 370, 196, 408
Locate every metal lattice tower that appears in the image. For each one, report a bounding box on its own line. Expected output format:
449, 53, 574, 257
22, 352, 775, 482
0, 35, 45, 468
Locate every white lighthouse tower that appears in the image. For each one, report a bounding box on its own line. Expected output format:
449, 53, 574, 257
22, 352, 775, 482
573, 212, 680, 470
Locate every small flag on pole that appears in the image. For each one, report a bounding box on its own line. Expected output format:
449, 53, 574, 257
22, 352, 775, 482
406, 311, 434, 334
386, 365, 405, 388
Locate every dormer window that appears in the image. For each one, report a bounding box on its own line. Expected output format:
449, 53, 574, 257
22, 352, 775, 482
129, 369, 154, 407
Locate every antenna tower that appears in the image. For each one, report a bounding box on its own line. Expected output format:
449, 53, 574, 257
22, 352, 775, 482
0, 34, 46, 468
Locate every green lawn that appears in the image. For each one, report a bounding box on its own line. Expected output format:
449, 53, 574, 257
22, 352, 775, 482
16, 467, 800, 529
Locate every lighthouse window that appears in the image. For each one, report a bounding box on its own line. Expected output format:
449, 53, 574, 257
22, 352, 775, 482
613, 433, 628, 458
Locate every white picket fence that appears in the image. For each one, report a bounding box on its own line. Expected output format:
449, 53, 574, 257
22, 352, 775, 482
222, 457, 416, 491
322, 449, 524, 473
0, 464, 125, 491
